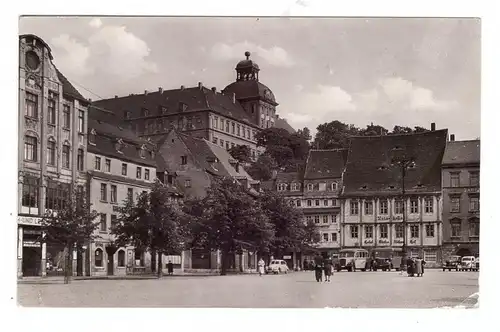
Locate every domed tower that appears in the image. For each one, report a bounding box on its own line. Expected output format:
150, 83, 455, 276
223, 51, 278, 129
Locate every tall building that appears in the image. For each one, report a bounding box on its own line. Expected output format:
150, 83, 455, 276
92, 52, 289, 161
18, 34, 90, 277
441, 137, 480, 259
341, 127, 447, 267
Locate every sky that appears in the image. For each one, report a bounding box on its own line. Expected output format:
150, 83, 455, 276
19, 17, 481, 140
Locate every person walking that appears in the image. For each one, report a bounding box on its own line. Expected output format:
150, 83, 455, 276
314, 254, 324, 282
406, 257, 415, 277
323, 257, 333, 282
258, 258, 265, 276
421, 259, 426, 276
167, 260, 174, 275
415, 257, 423, 277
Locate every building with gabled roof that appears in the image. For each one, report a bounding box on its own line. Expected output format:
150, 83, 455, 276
341, 126, 447, 267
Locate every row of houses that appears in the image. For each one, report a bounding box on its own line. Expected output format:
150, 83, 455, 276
17, 34, 289, 277
265, 128, 480, 268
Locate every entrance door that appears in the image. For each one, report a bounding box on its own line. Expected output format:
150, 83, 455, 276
22, 247, 41, 276
107, 253, 114, 276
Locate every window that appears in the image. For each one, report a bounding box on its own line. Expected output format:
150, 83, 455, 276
307, 183, 313, 191
212, 136, 218, 144
63, 105, 70, 129
469, 196, 479, 212
395, 200, 404, 214
425, 224, 435, 237
117, 250, 125, 267
451, 222, 461, 237
136, 167, 142, 179
226, 120, 230, 132
213, 116, 218, 128
220, 119, 224, 130
315, 200, 320, 206
323, 199, 328, 206
314, 216, 320, 224
25, 92, 38, 118
21, 176, 39, 211
231, 122, 235, 134
105, 159, 111, 172
111, 214, 117, 227
99, 213, 107, 231
296, 200, 301, 207
469, 171, 479, 187
77, 149, 84, 171
307, 200, 312, 207
127, 188, 134, 202
242, 127, 246, 138
450, 172, 460, 187
410, 225, 419, 238
185, 179, 191, 188
247, 128, 250, 139
167, 175, 174, 185
364, 201, 373, 215
365, 226, 373, 238
95, 249, 103, 267
350, 225, 359, 239
237, 124, 241, 136
122, 163, 127, 176
331, 182, 338, 191
135, 249, 144, 266
291, 183, 298, 191
379, 200, 388, 215
319, 182, 326, 191
469, 220, 479, 237
62, 144, 70, 168
350, 201, 359, 215
410, 199, 418, 214
323, 233, 329, 242
226, 142, 230, 150
332, 199, 337, 206
306, 216, 312, 223
380, 224, 388, 238
322, 215, 328, 224
100, 183, 107, 201
145, 169, 150, 180
450, 196, 461, 213
423, 250, 437, 263
181, 156, 187, 165
277, 183, 286, 191
111, 185, 117, 203
425, 198, 434, 213
94, 157, 101, 170
47, 96, 57, 125
231, 143, 235, 149
395, 224, 404, 238
24, 135, 37, 161
332, 214, 337, 223
78, 110, 85, 133
139, 147, 146, 159
220, 139, 224, 147
45, 181, 70, 210
331, 233, 338, 242
47, 139, 56, 166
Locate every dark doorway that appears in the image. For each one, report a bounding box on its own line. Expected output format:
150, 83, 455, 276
105, 246, 118, 276
76, 250, 83, 276
22, 246, 41, 276
151, 251, 156, 273
456, 248, 472, 257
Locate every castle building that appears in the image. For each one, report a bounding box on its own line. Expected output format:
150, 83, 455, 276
18, 34, 90, 277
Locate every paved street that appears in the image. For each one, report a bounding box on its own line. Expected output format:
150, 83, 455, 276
17, 269, 478, 308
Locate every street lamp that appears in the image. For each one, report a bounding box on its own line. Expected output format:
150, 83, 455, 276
391, 147, 415, 273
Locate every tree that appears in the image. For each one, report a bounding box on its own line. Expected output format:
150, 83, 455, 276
392, 125, 413, 135
184, 178, 274, 275
296, 127, 312, 141
359, 123, 389, 136
112, 180, 187, 278
40, 185, 99, 284
413, 126, 430, 133
313, 120, 359, 149
255, 127, 310, 168
245, 154, 277, 181
228, 145, 251, 163
259, 190, 312, 258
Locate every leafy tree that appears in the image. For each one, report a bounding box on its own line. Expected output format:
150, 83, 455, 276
255, 128, 310, 169
304, 219, 321, 244
40, 185, 99, 284
413, 126, 430, 133
359, 123, 389, 136
255, 127, 292, 148
246, 154, 277, 181
313, 120, 360, 149
184, 178, 274, 275
392, 125, 413, 135
259, 191, 314, 258
296, 127, 312, 141
112, 180, 187, 278
228, 145, 251, 163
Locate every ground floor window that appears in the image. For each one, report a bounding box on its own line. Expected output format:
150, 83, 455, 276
424, 250, 437, 263
95, 248, 103, 267
134, 249, 144, 266
117, 250, 125, 267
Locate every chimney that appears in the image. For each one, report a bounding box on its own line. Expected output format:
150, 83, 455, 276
211, 87, 217, 93
180, 85, 185, 91
232, 93, 236, 103
144, 90, 148, 96
159, 87, 163, 94
114, 95, 118, 99
450, 134, 455, 141
198, 82, 203, 89
88, 98, 92, 103
431, 122, 436, 131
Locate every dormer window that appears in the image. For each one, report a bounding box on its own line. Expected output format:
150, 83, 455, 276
115, 139, 124, 153
88, 129, 96, 145
141, 108, 149, 117
277, 183, 287, 191
331, 182, 338, 191
159, 106, 168, 115
124, 111, 131, 119
179, 102, 188, 112
150, 151, 155, 159
139, 144, 146, 159
291, 182, 299, 191
360, 185, 368, 190
235, 162, 240, 173
307, 183, 314, 191
388, 185, 395, 189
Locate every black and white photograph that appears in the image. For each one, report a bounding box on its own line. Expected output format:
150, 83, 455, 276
3, 1, 498, 329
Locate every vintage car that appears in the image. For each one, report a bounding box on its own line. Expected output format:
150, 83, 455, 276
266, 260, 289, 274
442, 255, 462, 271
370, 257, 392, 271
460, 256, 477, 271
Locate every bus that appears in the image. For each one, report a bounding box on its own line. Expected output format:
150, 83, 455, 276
369, 248, 403, 271
336, 248, 370, 272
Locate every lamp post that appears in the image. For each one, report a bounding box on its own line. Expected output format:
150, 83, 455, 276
391, 147, 415, 273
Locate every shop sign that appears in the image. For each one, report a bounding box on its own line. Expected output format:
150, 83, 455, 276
17, 216, 41, 226
283, 255, 292, 259
23, 240, 41, 248
465, 187, 479, 193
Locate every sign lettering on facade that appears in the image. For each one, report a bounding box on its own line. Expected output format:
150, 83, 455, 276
409, 239, 417, 244
23, 240, 41, 248
364, 239, 374, 244
17, 216, 41, 226
394, 239, 403, 244
283, 255, 292, 259
379, 239, 390, 244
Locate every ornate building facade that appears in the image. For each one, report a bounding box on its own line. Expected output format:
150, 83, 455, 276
18, 34, 90, 277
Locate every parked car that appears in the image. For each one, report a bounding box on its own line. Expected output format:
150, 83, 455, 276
370, 257, 392, 271
460, 256, 477, 271
442, 255, 462, 271
475, 257, 479, 271
266, 260, 289, 274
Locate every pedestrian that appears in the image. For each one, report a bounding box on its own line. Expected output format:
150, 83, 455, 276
258, 258, 265, 276
421, 259, 426, 276
167, 260, 174, 275
323, 257, 333, 282
415, 257, 423, 277
406, 257, 415, 277
314, 254, 324, 282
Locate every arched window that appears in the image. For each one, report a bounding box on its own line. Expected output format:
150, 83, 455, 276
24, 135, 38, 161
307, 183, 314, 191
117, 250, 125, 267
331, 182, 338, 191
95, 248, 103, 267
